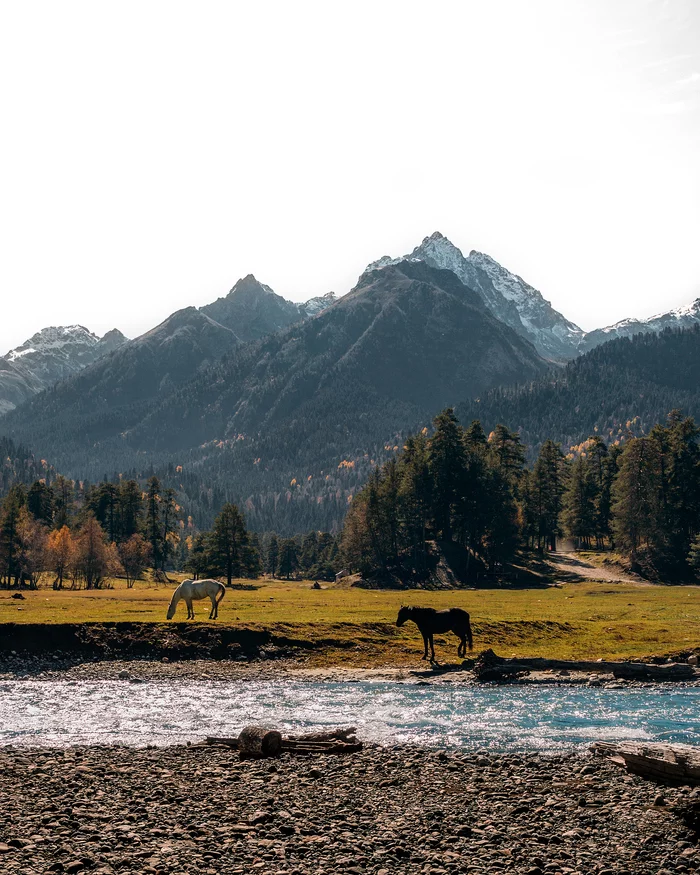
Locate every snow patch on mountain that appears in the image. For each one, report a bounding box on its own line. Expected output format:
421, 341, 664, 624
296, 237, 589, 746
298, 292, 338, 318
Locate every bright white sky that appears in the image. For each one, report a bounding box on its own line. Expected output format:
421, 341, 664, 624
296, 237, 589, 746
1, 0, 699, 353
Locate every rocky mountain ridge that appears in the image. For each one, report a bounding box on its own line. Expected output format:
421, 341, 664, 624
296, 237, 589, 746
366, 232, 584, 361
366, 232, 700, 362
0, 325, 128, 414
579, 297, 700, 351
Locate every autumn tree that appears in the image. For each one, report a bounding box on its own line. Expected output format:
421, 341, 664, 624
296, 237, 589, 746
74, 516, 123, 589
118, 533, 151, 588
47, 526, 76, 589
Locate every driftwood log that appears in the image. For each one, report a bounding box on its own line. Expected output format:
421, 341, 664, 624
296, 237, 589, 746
201, 726, 363, 758
473, 649, 697, 682
237, 726, 283, 759
592, 741, 700, 785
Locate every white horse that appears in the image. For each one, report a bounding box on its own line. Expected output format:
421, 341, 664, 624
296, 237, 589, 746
166, 579, 226, 620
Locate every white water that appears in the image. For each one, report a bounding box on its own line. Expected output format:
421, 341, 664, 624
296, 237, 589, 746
1, 680, 698, 750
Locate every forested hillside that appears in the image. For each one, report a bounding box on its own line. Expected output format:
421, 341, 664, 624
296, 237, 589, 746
458, 327, 700, 456
0, 437, 55, 497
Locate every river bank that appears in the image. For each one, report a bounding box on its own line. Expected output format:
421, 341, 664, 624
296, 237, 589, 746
1, 743, 698, 875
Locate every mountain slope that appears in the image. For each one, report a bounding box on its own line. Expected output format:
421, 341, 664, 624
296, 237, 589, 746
0, 325, 128, 413
1, 307, 238, 463
458, 326, 700, 456
368, 232, 583, 361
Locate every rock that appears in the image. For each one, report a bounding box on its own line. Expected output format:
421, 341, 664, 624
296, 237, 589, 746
118, 670, 130, 680
654, 793, 666, 806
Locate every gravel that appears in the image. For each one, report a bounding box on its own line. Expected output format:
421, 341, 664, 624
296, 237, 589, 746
1, 744, 698, 874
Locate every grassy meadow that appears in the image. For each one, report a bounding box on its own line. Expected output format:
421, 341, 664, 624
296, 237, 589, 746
1, 571, 699, 665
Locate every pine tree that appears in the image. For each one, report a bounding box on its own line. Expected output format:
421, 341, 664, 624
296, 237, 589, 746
144, 476, 164, 571
277, 538, 299, 580
562, 455, 596, 547
27, 481, 55, 527
611, 437, 662, 566
208, 503, 250, 586
429, 408, 465, 541
527, 440, 567, 551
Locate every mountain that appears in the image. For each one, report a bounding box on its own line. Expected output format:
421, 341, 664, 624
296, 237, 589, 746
580, 298, 700, 352
0, 325, 128, 414
3, 261, 547, 531
0, 307, 238, 466
297, 291, 338, 318
367, 232, 584, 361
457, 326, 700, 456
201, 274, 339, 340
200, 274, 302, 341
0, 358, 41, 416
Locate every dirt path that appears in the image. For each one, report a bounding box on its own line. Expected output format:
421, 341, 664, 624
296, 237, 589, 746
549, 551, 645, 585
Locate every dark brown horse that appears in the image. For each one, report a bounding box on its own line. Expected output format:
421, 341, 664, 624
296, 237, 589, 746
396, 606, 473, 663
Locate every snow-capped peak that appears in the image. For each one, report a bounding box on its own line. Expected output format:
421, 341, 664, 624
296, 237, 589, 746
363, 232, 583, 361
5, 325, 99, 361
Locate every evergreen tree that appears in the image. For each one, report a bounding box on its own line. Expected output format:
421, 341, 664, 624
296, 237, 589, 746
428, 408, 464, 541
611, 437, 662, 565
562, 455, 596, 547
208, 503, 250, 586
27, 481, 55, 527
266, 534, 279, 578
524, 440, 567, 551
277, 538, 299, 579
144, 476, 164, 571
118, 480, 144, 541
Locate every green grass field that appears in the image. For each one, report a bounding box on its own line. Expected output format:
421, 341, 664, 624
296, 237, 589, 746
1, 572, 699, 665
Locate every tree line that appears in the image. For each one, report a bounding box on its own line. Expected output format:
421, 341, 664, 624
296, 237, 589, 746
341, 408, 700, 582
0, 467, 343, 589
0, 474, 183, 589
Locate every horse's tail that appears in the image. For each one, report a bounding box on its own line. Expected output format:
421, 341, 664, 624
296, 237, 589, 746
216, 582, 226, 604
465, 613, 473, 651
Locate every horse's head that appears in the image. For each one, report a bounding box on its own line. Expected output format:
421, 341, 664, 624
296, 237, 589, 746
166, 584, 181, 620
396, 605, 411, 627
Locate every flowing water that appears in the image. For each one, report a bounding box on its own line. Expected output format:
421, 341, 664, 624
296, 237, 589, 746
0, 680, 698, 751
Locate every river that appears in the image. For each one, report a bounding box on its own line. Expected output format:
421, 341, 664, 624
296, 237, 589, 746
1, 679, 698, 750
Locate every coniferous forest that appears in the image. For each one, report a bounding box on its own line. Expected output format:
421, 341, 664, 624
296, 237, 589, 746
341, 408, 700, 583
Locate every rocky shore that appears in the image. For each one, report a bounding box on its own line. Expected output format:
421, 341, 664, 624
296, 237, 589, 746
1, 744, 698, 875
2, 652, 700, 689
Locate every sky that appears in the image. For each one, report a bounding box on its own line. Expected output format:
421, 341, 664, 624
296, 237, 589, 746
0, 0, 699, 353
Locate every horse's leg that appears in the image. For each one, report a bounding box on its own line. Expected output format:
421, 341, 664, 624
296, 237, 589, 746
458, 634, 466, 659
186, 598, 194, 619
429, 634, 436, 663
209, 594, 216, 620
421, 632, 429, 660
